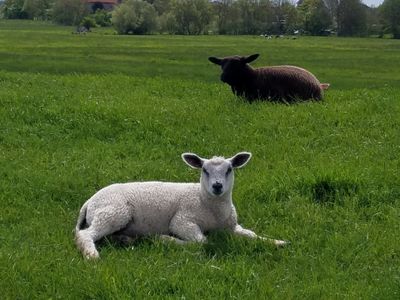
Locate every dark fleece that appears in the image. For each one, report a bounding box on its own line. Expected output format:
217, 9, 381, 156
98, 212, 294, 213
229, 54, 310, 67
211, 55, 323, 102
234, 65, 323, 102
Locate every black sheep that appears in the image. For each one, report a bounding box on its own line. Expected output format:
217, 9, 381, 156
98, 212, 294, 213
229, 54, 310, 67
209, 54, 330, 102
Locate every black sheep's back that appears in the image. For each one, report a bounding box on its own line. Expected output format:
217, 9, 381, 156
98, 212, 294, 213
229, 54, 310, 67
250, 65, 323, 102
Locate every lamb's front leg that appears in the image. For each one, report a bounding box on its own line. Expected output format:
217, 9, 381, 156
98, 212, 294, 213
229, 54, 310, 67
169, 216, 207, 243
233, 224, 288, 247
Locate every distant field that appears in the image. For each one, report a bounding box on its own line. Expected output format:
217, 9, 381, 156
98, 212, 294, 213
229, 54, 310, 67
0, 20, 399, 299
1, 19, 400, 89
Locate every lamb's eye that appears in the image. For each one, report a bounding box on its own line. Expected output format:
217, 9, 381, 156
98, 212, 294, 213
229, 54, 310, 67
203, 169, 209, 176
226, 167, 232, 175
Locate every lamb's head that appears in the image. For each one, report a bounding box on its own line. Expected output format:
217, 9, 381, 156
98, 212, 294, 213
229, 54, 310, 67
182, 152, 252, 197
208, 54, 259, 85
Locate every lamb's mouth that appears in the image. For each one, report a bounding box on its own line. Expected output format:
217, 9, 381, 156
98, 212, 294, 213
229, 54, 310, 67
212, 189, 224, 196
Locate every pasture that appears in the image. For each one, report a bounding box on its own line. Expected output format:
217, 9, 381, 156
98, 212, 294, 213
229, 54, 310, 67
0, 20, 399, 298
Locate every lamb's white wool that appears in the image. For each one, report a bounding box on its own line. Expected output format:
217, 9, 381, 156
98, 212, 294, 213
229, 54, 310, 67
75, 152, 288, 259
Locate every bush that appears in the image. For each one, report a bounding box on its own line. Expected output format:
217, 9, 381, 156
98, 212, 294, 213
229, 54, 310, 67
80, 15, 96, 30
112, 0, 158, 34
93, 9, 112, 27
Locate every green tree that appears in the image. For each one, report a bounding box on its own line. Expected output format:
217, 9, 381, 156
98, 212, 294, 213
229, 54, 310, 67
152, 0, 172, 15
170, 0, 212, 35
22, 0, 52, 20
153, 0, 175, 33
299, 0, 332, 35
2, 0, 28, 19
337, 0, 367, 36
213, 0, 279, 35
212, 0, 242, 34
158, 11, 177, 33
273, 0, 300, 34
365, 6, 382, 36
236, 0, 259, 34
52, 0, 89, 25
323, 0, 339, 27
112, 0, 158, 34
380, 0, 400, 38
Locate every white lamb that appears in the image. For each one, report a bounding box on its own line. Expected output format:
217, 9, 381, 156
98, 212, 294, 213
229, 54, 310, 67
75, 152, 288, 259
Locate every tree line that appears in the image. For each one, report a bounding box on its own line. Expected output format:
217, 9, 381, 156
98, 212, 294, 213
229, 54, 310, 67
1, 0, 399, 38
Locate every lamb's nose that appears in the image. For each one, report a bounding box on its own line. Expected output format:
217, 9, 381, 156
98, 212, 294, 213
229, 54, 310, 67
212, 182, 223, 194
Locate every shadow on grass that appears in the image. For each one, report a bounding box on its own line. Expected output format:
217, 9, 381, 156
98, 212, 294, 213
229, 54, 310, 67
202, 230, 281, 260
300, 176, 360, 206
96, 235, 155, 252
233, 93, 326, 105
95, 230, 283, 260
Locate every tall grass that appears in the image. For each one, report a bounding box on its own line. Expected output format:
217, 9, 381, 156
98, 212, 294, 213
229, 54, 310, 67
0, 20, 399, 299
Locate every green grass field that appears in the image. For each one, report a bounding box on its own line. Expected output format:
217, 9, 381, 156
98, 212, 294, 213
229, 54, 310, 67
0, 20, 399, 299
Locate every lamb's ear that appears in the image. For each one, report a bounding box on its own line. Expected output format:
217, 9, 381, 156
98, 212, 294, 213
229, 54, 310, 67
229, 152, 252, 169
208, 56, 222, 65
243, 54, 259, 64
182, 153, 204, 169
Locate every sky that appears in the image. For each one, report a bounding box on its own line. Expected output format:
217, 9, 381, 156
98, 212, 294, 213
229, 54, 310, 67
362, 0, 384, 7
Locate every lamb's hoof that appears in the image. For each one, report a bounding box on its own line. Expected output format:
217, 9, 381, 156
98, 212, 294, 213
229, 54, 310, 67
274, 239, 290, 247
84, 250, 100, 260
159, 235, 176, 242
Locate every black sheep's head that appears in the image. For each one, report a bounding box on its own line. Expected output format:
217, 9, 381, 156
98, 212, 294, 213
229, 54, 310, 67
208, 54, 259, 85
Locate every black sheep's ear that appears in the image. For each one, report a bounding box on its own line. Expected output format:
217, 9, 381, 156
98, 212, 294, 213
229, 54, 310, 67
208, 57, 222, 65
243, 54, 259, 64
